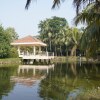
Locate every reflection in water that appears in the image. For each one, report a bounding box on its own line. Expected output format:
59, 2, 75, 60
11, 64, 54, 87
0, 64, 54, 100
0, 66, 18, 100
18, 64, 54, 75
39, 63, 100, 100
0, 63, 100, 100
67, 87, 84, 100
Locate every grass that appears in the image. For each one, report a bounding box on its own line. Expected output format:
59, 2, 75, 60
0, 56, 99, 66
0, 58, 20, 65
54, 56, 100, 63
54, 56, 87, 63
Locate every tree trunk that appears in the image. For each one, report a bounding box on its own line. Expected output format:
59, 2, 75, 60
71, 45, 77, 56
55, 46, 57, 56
49, 39, 51, 52
60, 46, 62, 56
66, 48, 68, 61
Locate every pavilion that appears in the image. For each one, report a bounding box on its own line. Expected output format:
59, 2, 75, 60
11, 35, 54, 61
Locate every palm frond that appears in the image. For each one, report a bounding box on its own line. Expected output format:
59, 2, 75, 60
52, 0, 61, 8
74, 1, 100, 57
25, 0, 32, 9
73, 0, 99, 13
74, 3, 100, 25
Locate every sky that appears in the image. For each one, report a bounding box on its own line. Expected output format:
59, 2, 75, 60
0, 0, 76, 38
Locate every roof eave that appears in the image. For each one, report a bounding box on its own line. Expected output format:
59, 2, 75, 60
11, 42, 47, 46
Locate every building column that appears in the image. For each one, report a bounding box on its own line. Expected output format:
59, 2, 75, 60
33, 46, 36, 55
39, 46, 41, 52
18, 46, 20, 56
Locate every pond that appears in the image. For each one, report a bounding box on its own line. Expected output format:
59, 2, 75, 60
0, 62, 100, 100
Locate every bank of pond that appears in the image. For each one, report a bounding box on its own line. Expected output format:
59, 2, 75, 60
0, 58, 20, 65
0, 56, 99, 66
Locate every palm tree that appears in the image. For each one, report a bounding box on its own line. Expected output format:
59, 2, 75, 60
74, 3, 100, 57
39, 20, 52, 52
25, 0, 31, 9
70, 27, 82, 56
25, 0, 61, 9
60, 26, 71, 56
25, 0, 100, 13
48, 32, 52, 52
73, 0, 100, 13
39, 17, 69, 55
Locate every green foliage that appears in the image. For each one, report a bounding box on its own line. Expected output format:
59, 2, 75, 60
8, 47, 18, 58
5, 27, 19, 42
0, 67, 17, 99
0, 25, 10, 58
74, 2, 100, 58
0, 25, 19, 58
39, 63, 100, 100
25, 0, 100, 59
69, 27, 83, 56
0, 43, 10, 58
39, 16, 70, 56
73, 0, 99, 13
39, 17, 82, 56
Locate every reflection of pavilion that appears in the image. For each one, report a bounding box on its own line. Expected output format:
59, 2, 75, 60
18, 64, 54, 75
10, 64, 54, 86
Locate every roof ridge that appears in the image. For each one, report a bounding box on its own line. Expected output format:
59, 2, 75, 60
33, 36, 42, 42
18, 35, 32, 40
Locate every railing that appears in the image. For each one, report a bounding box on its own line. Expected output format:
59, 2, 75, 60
19, 51, 54, 58
48, 52, 54, 56
37, 51, 47, 56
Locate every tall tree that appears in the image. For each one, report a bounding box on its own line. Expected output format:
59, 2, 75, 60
25, 0, 100, 57
74, 2, 100, 57
0, 25, 19, 58
5, 27, 19, 42
0, 25, 10, 58
39, 16, 68, 55
70, 27, 82, 56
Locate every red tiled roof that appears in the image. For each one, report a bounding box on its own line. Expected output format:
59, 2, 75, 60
14, 35, 41, 43
11, 35, 46, 46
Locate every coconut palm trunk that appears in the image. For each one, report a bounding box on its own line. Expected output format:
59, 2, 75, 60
60, 45, 62, 56
55, 46, 57, 56
49, 39, 51, 52
71, 45, 77, 56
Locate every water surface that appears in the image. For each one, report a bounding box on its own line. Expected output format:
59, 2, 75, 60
0, 63, 100, 100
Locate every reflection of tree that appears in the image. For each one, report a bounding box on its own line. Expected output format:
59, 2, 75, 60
0, 66, 17, 100
39, 63, 100, 100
